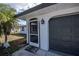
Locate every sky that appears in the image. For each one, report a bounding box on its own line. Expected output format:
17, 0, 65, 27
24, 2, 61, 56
7, 3, 41, 25
8, 3, 41, 14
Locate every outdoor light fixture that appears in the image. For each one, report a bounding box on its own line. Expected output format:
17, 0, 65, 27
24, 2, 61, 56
41, 18, 45, 24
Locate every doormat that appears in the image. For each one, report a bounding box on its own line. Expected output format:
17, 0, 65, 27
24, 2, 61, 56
25, 45, 39, 53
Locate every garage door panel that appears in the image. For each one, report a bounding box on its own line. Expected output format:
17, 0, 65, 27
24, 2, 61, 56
49, 14, 79, 55
53, 41, 72, 52
53, 39, 72, 45
74, 28, 79, 32
53, 36, 72, 42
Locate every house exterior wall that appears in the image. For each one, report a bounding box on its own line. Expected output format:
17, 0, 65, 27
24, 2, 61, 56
26, 3, 79, 50
26, 20, 29, 44
19, 26, 27, 34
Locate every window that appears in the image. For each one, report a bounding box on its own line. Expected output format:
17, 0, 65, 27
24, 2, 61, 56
30, 21, 38, 34
21, 27, 24, 31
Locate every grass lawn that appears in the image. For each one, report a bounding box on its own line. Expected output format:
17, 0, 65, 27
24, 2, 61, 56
0, 34, 27, 56
0, 34, 26, 43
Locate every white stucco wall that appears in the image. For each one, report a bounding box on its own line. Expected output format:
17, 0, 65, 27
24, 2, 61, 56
37, 17, 49, 50
24, 3, 79, 50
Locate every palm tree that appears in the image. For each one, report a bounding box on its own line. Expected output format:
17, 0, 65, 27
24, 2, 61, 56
0, 4, 17, 48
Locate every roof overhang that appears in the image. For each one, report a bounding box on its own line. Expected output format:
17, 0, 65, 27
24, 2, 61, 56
14, 3, 56, 18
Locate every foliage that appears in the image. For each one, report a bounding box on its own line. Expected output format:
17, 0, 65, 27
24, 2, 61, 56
0, 4, 17, 36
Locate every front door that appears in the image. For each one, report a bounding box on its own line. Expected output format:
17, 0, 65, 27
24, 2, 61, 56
29, 18, 39, 47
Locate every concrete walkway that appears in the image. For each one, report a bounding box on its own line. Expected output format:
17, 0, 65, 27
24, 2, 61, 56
12, 45, 71, 56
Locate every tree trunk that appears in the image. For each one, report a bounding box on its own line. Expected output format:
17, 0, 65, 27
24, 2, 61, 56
3, 33, 10, 48
3, 26, 10, 48
5, 34, 7, 43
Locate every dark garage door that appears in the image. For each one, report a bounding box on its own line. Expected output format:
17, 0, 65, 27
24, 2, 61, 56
49, 14, 79, 55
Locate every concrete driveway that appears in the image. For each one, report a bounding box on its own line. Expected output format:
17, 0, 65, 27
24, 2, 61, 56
12, 45, 71, 56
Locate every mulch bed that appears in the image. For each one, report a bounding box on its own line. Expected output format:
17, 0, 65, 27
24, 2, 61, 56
0, 39, 27, 56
